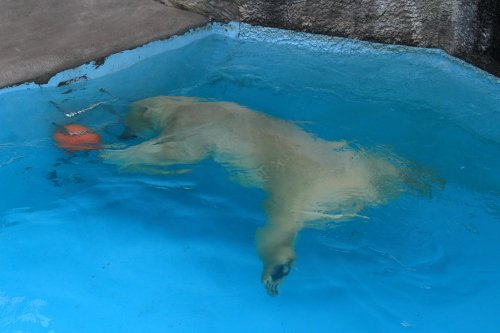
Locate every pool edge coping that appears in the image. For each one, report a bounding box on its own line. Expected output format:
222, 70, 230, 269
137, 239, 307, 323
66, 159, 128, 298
1, 21, 498, 97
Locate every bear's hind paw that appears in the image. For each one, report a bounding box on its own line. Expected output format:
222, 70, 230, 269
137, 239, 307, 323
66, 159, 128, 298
264, 278, 280, 297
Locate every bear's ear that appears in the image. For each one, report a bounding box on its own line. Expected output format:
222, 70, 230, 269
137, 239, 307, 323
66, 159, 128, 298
123, 104, 151, 134
143, 106, 157, 119
127, 104, 147, 122
135, 105, 149, 117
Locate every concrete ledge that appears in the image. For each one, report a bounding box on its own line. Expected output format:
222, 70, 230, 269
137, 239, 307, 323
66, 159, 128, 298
0, 0, 208, 88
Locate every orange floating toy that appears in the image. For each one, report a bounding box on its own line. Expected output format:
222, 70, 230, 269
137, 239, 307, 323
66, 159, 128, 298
54, 124, 102, 151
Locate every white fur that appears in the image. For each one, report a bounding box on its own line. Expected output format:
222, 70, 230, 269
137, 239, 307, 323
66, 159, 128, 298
102, 96, 421, 296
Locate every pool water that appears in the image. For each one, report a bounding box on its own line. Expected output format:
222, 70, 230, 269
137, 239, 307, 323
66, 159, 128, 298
1, 23, 499, 332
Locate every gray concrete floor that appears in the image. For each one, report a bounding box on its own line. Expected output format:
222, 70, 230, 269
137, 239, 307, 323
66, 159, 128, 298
0, 0, 208, 88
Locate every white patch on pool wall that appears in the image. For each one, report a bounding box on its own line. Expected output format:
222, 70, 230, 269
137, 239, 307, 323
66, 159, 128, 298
0, 292, 53, 332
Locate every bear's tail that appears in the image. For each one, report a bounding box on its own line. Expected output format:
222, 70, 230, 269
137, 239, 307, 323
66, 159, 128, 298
367, 145, 445, 200
400, 162, 445, 199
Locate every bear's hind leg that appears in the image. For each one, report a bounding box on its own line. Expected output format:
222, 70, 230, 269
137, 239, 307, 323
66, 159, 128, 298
255, 209, 302, 296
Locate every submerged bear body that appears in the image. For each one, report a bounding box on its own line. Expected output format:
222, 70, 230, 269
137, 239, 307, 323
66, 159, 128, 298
102, 96, 438, 295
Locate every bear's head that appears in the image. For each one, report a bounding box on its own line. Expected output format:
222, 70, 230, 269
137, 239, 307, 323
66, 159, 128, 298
120, 96, 185, 140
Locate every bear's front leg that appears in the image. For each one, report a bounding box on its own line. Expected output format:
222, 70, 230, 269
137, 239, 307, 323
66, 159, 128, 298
101, 138, 166, 168
101, 136, 208, 170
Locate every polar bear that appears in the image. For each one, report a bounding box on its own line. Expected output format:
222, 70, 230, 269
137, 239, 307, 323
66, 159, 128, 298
102, 96, 438, 296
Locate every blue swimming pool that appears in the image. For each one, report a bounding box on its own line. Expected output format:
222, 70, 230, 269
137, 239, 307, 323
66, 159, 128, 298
1, 23, 499, 332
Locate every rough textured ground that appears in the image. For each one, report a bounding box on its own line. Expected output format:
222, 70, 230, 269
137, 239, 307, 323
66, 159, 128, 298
161, 0, 500, 77
0, 0, 208, 88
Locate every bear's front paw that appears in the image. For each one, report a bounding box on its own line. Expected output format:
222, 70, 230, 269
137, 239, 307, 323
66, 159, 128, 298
100, 149, 126, 165
262, 259, 294, 297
